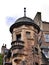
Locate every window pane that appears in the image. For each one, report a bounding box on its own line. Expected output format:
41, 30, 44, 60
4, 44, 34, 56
26, 32, 30, 38
44, 34, 49, 42
16, 34, 21, 41
43, 50, 48, 58
35, 62, 38, 65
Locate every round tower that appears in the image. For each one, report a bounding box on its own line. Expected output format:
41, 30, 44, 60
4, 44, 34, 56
10, 8, 40, 65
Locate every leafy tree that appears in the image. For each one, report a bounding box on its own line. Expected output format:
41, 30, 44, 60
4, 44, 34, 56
0, 54, 3, 65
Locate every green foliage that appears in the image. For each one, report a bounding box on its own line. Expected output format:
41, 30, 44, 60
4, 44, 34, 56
0, 54, 3, 65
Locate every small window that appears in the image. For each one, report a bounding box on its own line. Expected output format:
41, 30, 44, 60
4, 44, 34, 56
43, 50, 48, 58
38, 38, 42, 45
21, 61, 26, 65
41, 64, 47, 65
26, 32, 30, 38
35, 62, 38, 65
4, 49, 8, 54
33, 62, 38, 65
16, 34, 21, 41
44, 34, 49, 42
35, 48, 38, 54
33, 47, 38, 54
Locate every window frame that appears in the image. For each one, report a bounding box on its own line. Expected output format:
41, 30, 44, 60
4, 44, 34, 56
43, 50, 49, 58
44, 34, 49, 42
16, 34, 21, 41
26, 31, 31, 39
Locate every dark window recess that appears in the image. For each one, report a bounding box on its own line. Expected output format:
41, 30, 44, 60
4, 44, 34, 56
41, 64, 47, 65
33, 47, 38, 54
44, 34, 49, 42
16, 34, 21, 41
26, 32, 30, 38
33, 62, 38, 65
35, 62, 38, 65
38, 38, 42, 46
21, 61, 26, 65
12, 34, 13, 40
13, 53, 18, 58
35, 63, 38, 65
35, 48, 38, 54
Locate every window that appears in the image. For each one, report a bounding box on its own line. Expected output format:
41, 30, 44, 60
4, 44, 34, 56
26, 32, 30, 38
32, 47, 38, 55
33, 62, 38, 65
35, 48, 38, 54
21, 61, 26, 65
41, 64, 47, 65
4, 49, 8, 54
43, 50, 49, 58
44, 34, 49, 42
38, 38, 42, 45
16, 34, 21, 41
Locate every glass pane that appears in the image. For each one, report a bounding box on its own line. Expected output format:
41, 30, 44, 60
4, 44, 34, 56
43, 50, 48, 57
16, 34, 21, 41
26, 32, 30, 38
44, 34, 49, 42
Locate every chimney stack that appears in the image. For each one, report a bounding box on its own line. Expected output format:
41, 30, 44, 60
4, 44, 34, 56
34, 12, 41, 27
34, 12, 41, 21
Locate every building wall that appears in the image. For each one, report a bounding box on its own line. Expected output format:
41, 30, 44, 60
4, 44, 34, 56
2, 12, 49, 65
11, 25, 40, 65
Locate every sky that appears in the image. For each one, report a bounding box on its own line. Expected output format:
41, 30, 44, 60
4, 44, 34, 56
0, 0, 49, 52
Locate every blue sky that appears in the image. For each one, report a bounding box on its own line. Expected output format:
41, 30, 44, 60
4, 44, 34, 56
0, 0, 49, 52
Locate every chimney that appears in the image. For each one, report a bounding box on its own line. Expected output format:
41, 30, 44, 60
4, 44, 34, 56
34, 12, 41, 21
34, 12, 41, 27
